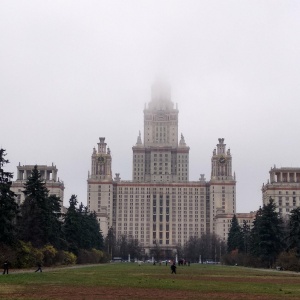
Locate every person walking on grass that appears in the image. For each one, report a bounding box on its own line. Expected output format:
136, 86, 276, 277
3, 260, 9, 274
35, 262, 42, 272
171, 262, 176, 274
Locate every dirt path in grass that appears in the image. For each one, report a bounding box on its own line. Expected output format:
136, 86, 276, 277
5, 263, 105, 274
8, 264, 300, 276
0, 285, 291, 300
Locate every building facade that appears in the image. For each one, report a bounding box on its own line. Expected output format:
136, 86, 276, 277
11, 163, 65, 209
87, 83, 236, 253
262, 166, 300, 218
214, 212, 256, 240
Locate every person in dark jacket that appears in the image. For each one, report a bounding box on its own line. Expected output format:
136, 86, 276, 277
171, 263, 176, 274
35, 262, 42, 272
3, 260, 9, 274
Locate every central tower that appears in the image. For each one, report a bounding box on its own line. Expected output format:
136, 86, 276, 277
144, 82, 179, 147
132, 82, 190, 183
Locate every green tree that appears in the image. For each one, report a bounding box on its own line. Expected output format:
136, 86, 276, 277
250, 198, 284, 267
227, 214, 244, 253
0, 149, 19, 245
287, 207, 300, 256
242, 220, 251, 254
79, 205, 103, 250
17, 165, 63, 248
63, 195, 81, 254
63, 196, 104, 254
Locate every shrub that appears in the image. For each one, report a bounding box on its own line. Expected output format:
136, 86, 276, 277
55, 250, 77, 265
276, 249, 300, 272
92, 249, 104, 262
15, 241, 43, 268
101, 251, 111, 263
41, 245, 57, 266
221, 251, 261, 268
77, 249, 107, 264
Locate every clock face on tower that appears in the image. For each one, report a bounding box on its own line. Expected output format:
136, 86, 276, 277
98, 156, 106, 164
219, 156, 226, 164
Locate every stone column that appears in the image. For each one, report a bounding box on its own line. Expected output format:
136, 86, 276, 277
270, 171, 275, 183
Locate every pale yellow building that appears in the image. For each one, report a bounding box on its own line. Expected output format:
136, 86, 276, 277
87, 83, 236, 254
214, 212, 256, 241
11, 164, 65, 210
262, 166, 300, 218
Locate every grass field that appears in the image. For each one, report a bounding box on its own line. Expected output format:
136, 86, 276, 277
1, 263, 300, 299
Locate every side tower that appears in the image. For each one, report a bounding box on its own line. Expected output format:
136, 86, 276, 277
11, 164, 64, 209
262, 167, 300, 219
87, 137, 113, 236
132, 81, 190, 183
209, 138, 236, 236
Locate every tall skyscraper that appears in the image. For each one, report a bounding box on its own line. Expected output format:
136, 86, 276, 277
87, 83, 236, 254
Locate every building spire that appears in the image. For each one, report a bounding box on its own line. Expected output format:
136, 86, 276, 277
136, 131, 142, 145
148, 80, 173, 110
179, 133, 186, 147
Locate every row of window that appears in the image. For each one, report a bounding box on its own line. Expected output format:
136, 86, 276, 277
118, 187, 206, 193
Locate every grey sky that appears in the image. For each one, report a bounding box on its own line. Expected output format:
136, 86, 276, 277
1, 1, 300, 212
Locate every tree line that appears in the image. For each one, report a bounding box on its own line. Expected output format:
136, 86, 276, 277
226, 199, 300, 270
0, 149, 106, 267
105, 226, 226, 263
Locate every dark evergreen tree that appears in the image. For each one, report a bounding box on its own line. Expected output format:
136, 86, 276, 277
63, 196, 104, 254
88, 211, 104, 249
242, 220, 251, 254
227, 214, 244, 253
250, 198, 284, 267
63, 195, 81, 254
79, 204, 103, 250
17, 165, 63, 248
287, 207, 300, 256
0, 149, 19, 245
77, 203, 89, 249
249, 206, 262, 256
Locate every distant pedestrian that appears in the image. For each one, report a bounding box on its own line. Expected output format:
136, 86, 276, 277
171, 263, 176, 274
35, 262, 42, 272
3, 260, 9, 274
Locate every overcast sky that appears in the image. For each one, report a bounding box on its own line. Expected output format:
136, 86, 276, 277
1, 1, 300, 212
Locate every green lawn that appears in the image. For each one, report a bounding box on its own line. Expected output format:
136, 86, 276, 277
1, 263, 300, 299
